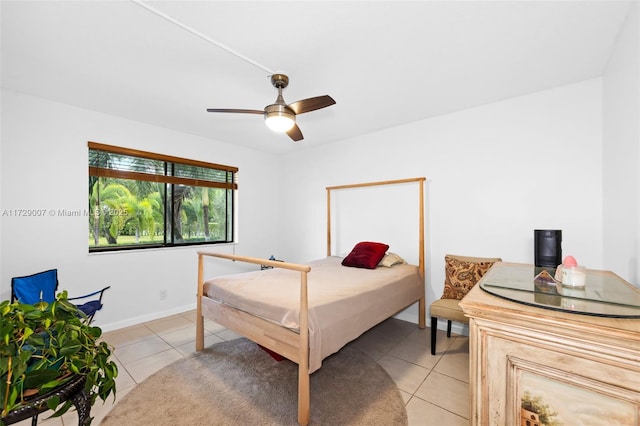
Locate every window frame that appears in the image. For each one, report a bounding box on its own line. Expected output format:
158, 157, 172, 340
88, 141, 237, 253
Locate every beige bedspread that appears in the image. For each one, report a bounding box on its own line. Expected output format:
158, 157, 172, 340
203, 256, 424, 372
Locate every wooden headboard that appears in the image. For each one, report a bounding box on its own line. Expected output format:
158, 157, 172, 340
325, 177, 426, 279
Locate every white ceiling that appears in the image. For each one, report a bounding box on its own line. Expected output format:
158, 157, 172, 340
1, 1, 633, 154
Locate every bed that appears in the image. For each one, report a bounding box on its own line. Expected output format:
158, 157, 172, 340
196, 177, 427, 426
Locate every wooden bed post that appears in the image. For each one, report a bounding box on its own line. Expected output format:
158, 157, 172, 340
418, 178, 426, 329
298, 270, 310, 426
196, 252, 205, 351
326, 188, 332, 257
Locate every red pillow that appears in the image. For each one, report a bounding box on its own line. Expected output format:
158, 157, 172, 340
342, 242, 389, 269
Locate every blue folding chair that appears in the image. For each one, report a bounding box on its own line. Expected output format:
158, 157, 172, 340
11, 269, 110, 323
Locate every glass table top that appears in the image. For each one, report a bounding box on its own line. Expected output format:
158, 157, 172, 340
479, 263, 640, 318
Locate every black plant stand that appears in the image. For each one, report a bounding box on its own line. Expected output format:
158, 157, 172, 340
1, 375, 90, 426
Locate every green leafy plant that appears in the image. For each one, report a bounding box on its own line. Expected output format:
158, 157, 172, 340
0, 291, 117, 424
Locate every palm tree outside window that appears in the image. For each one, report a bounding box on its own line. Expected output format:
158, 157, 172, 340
88, 142, 237, 252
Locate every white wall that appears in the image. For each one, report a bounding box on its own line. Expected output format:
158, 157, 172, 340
0, 89, 283, 331
603, 2, 640, 286
5, 51, 636, 333
1, 75, 621, 335
280, 79, 604, 325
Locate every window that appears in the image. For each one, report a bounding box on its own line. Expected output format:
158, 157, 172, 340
88, 142, 237, 252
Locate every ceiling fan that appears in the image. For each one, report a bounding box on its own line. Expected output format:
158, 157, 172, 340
207, 74, 336, 142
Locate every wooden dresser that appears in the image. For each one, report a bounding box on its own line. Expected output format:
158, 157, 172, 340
460, 262, 640, 426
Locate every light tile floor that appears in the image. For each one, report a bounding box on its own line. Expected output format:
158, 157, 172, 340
16, 311, 469, 426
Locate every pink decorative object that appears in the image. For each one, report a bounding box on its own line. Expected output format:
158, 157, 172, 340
557, 255, 587, 287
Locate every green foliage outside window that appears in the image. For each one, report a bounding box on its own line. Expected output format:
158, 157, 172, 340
88, 143, 236, 252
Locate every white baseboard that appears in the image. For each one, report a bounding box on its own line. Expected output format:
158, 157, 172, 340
97, 303, 197, 332
394, 311, 469, 337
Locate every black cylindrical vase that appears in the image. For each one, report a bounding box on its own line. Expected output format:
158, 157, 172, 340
534, 229, 562, 267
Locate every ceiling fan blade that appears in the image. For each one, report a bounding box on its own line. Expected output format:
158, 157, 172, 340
288, 95, 336, 115
286, 123, 303, 142
206, 108, 264, 115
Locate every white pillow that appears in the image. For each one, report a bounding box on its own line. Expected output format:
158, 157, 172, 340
379, 252, 407, 267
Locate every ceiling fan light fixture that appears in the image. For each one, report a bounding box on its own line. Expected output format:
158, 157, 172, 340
207, 74, 335, 142
265, 105, 295, 132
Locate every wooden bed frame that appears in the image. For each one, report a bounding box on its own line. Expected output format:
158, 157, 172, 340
196, 177, 426, 426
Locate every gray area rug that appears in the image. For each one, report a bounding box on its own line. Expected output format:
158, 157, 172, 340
101, 338, 407, 425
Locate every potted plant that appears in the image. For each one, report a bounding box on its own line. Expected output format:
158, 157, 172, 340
0, 291, 117, 425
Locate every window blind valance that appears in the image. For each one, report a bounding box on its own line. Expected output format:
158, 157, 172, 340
88, 141, 238, 190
